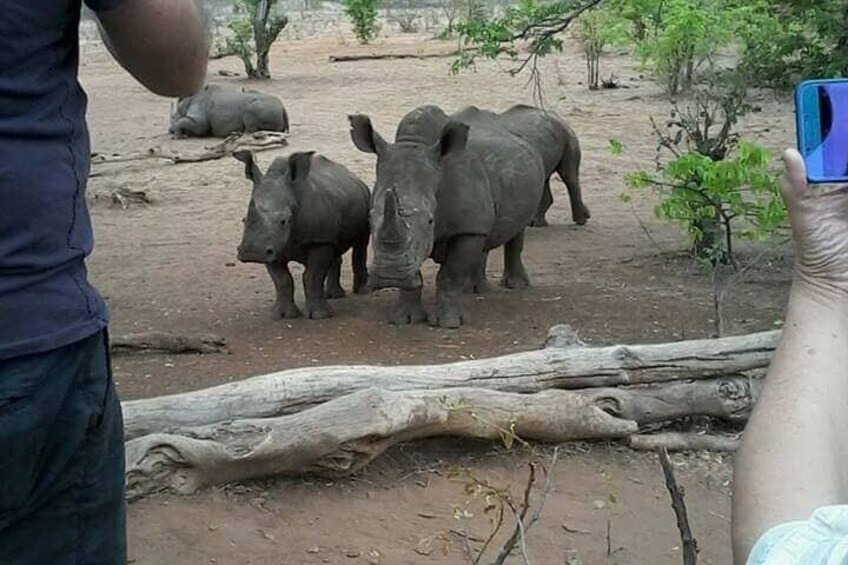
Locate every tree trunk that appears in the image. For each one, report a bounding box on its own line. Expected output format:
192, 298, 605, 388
125, 378, 757, 499
122, 327, 778, 439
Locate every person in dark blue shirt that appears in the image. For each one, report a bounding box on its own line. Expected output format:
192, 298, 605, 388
0, 1, 207, 562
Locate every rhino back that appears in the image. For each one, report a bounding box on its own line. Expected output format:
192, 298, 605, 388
498, 105, 571, 174
466, 127, 545, 249
291, 156, 370, 250
435, 126, 544, 250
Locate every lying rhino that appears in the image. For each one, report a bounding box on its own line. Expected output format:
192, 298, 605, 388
349, 105, 546, 328
170, 84, 289, 138
453, 104, 589, 227
234, 150, 370, 319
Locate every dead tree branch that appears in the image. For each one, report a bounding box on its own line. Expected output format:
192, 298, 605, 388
110, 332, 229, 355
659, 448, 699, 565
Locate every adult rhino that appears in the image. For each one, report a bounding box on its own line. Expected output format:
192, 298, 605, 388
170, 84, 289, 138
453, 104, 589, 227
349, 105, 546, 328
234, 150, 370, 319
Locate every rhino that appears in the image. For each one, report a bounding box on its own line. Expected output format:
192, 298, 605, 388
349, 105, 546, 328
234, 150, 370, 319
170, 84, 289, 138
452, 104, 589, 227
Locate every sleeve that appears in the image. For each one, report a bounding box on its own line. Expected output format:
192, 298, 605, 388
84, 0, 131, 12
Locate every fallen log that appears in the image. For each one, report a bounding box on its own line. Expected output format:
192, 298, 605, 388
122, 327, 778, 439
90, 131, 288, 171
111, 332, 229, 355
328, 49, 469, 62
124, 378, 756, 499
630, 432, 740, 452
125, 387, 639, 499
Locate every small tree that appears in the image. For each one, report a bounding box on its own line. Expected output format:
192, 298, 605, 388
633, 0, 731, 95
225, 0, 289, 79
573, 7, 628, 89
623, 75, 786, 266
344, 0, 381, 44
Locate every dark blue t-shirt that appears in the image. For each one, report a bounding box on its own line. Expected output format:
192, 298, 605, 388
0, 0, 124, 359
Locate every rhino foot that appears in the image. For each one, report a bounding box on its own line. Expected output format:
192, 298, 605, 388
573, 204, 591, 226
306, 301, 332, 320
429, 311, 463, 329
463, 278, 489, 294
272, 301, 302, 319
529, 215, 549, 228
502, 271, 530, 290
325, 285, 346, 300
388, 302, 428, 325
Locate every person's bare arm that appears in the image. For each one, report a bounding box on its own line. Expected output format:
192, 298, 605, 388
731, 149, 848, 563
94, 0, 208, 97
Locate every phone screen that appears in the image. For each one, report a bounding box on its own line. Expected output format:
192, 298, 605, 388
797, 80, 848, 182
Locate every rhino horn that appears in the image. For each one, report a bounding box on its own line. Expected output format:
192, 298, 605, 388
379, 189, 405, 246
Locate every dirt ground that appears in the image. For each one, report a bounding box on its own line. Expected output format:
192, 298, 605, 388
79, 31, 796, 565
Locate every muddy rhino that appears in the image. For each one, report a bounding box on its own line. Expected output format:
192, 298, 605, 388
453, 104, 589, 227
349, 105, 546, 328
170, 84, 289, 138
234, 150, 370, 319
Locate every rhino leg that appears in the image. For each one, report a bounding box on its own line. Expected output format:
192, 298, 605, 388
304, 245, 335, 319
325, 255, 346, 299
530, 179, 553, 228
501, 231, 531, 289
388, 276, 428, 325
352, 235, 370, 294
266, 262, 301, 319
432, 235, 486, 328
463, 250, 489, 294
558, 145, 590, 226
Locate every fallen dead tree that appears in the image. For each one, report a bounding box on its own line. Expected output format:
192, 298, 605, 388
90, 131, 288, 176
328, 48, 476, 63
122, 326, 775, 499
122, 327, 777, 439
111, 332, 229, 355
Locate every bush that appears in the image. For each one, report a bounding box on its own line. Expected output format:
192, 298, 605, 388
623, 74, 786, 265
633, 0, 732, 95
573, 7, 629, 90
223, 0, 289, 80
733, 0, 848, 89
344, 0, 381, 44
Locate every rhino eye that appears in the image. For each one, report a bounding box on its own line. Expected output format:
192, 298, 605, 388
280, 218, 287, 226
428, 217, 434, 225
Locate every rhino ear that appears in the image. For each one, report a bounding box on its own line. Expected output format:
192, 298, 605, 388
288, 151, 315, 184
233, 150, 263, 185
349, 114, 388, 156
436, 121, 469, 158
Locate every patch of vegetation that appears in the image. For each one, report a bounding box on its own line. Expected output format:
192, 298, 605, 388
223, 0, 289, 79
344, 0, 381, 44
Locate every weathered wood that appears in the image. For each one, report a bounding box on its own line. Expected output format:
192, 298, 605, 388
125, 387, 639, 500
90, 131, 288, 171
122, 328, 778, 439
659, 448, 699, 565
328, 50, 467, 62
111, 332, 229, 355
630, 433, 740, 452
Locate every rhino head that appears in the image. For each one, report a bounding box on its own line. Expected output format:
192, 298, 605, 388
349, 113, 469, 290
233, 150, 313, 263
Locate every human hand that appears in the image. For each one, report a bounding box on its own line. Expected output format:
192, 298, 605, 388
780, 148, 848, 297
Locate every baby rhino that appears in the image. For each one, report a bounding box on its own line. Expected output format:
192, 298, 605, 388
170, 84, 289, 138
234, 150, 370, 319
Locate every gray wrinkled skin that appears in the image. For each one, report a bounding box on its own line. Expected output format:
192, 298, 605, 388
234, 150, 370, 320
453, 104, 590, 227
170, 84, 289, 138
349, 105, 546, 328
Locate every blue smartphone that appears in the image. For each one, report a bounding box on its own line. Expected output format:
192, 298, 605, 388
795, 78, 848, 184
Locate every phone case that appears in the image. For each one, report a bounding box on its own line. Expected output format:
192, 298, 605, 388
795, 78, 848, 184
